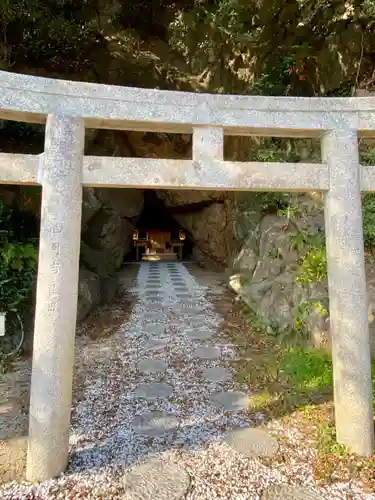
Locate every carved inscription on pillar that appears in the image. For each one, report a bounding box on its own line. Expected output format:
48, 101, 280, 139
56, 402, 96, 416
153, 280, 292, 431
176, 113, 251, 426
27, 115, 85, 482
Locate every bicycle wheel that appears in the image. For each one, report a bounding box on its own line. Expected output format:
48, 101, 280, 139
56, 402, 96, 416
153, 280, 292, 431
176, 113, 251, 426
0, 311, 24, 357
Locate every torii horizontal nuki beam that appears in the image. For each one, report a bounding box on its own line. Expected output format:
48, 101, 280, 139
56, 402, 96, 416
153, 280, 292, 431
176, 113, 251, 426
0, 71, 374, 482
3, 153, 375, 193
0, 153, 330, 191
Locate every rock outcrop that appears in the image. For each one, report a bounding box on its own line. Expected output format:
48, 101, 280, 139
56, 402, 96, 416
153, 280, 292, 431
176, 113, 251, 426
228, 193, 375, 356
154, 190, 239, 267
174, 201, 239, 267
77, 267, 101, 322
78, 187, 144, 318
229, 213, 328, 342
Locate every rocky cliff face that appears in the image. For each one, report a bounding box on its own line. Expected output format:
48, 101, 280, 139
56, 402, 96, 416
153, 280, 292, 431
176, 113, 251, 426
78, 187, 144, 320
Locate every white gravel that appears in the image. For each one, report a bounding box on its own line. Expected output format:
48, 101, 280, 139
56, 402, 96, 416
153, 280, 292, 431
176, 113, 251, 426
0, 262, 374, 499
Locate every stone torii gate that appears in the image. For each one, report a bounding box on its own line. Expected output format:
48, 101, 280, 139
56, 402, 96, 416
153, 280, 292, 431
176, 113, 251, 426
0, 70, 374, 481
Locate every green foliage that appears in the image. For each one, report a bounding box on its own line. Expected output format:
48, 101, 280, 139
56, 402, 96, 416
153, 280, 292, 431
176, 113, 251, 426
289, 230, 327, 284
361, 148, 375, 167
246, 307, 268, 333
279, 348, 333, 394
0, 203, 37, 313
358, 148, 375, 250
280, 347, 375, 413
293, 299, 327, 332
0, 243, 37, 311
268, 244, 281, 260
316, 422, 349, 456
363, 194, 375, 249
297, 245, 327, 284
248, 137, 321, 163
0, 0, 99, 71
277, 201, 301, 220
242, 191, 291, 215
243, 137, 320, 221
169, 0, 375, 96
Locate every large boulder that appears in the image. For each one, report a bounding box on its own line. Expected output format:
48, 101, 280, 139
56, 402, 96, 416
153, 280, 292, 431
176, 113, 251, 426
157, 189, 227, 208
77, 267, 101, 321
229, 214, 318, 333
95, 188, 144, 219
174, 201, 239, 265
229, 210, 375, 355
81, 209, 134, 277
82, 187, 102, 230
80, 187, 143, 278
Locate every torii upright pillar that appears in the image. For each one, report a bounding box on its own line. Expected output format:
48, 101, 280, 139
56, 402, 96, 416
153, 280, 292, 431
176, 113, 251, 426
26, 114, 84, 481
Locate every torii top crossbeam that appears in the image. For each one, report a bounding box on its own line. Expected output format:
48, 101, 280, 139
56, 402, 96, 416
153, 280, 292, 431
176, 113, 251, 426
1, 70, 375, 137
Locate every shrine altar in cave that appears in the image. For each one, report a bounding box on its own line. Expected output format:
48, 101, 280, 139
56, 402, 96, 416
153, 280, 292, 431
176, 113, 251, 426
133, 228, 185, 261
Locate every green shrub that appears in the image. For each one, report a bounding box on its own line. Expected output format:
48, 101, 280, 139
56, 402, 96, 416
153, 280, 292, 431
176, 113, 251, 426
0, 203, 37, 313
0, 242, 37, 312
297, 246, 327, 284
363, 194, 375, 249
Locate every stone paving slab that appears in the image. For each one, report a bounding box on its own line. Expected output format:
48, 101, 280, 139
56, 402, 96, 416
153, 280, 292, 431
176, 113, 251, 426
210, 391, 249, 411
123, 459, 189, 500
138, 359, 168, 374
202, 366, 231, 382
146, 338, 169, 349
131, 411, 179, 437
134, 382, 173, 400
176, 308, 202, 316
195, 346, 221, 359
178, 301, 202, 308
144, 290, 163, 297
224, 427, 279, 458
185, 329, 213, 340
141, 324, 165, 335
142, 313, 164, 323
187, 316, 213, 326
147, 302, 164, 310
261, 484, 324, 500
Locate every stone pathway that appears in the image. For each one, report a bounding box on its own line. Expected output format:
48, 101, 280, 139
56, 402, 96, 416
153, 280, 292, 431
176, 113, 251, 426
119, 262, 281, 498
0, 262, 373, 499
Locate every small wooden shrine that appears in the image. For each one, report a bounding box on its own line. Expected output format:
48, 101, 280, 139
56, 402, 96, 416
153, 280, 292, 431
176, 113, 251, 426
133, 228, 185, 261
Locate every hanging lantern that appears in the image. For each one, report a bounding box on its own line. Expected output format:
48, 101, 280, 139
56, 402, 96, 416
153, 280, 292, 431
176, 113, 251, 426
132, 230, 139, 241
179, 230, 186, 241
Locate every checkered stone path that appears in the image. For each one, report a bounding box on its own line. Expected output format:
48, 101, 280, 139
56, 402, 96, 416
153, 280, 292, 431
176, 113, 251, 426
116, 262, 284, 498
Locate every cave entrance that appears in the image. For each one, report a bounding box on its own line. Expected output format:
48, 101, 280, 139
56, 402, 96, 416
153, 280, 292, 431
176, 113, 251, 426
130, 189, 194, 262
